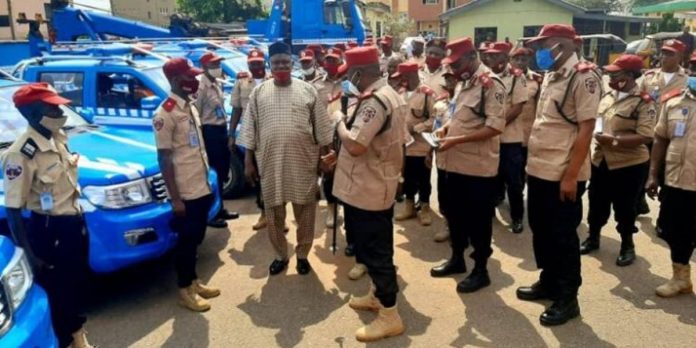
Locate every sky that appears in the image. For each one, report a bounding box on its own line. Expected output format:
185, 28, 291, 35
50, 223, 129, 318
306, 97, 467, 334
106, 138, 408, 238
72, 0, 112, 12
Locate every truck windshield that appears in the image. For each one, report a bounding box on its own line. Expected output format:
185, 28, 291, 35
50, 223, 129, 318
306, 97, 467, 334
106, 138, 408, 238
141, 67, 170, 92
0, 86, 88, 144
324, 0, 352, 28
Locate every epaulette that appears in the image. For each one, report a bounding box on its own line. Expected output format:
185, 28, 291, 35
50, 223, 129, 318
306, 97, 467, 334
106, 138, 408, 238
418, 85, 435, 96
20, 138, 38, 159
574, 61, 597, 73
479, 72, 494, 89
660, 88, 683, 104
359, 89, 375, 100
162, 97, 177, 112
511, 68, 523, 77
237, 71, 250, 79
435, 92, 450, 101
640, 91, 654, 104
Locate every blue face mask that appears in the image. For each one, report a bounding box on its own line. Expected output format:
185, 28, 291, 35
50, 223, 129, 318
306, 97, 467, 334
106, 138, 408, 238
342, 71, 361, 96
688, 76, 696, 92
535, 44, 560, 71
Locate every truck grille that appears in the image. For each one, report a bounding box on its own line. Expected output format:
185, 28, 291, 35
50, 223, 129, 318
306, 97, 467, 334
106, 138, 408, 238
0, 281, 12, 335
147, 174, 169, 202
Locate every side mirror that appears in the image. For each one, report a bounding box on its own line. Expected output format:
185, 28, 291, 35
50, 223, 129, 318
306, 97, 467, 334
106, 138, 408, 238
79, 108, 95, 123
140, 96, 162, 110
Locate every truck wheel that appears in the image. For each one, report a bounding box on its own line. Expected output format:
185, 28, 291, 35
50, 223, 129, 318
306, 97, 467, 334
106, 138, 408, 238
223, 151, 245, 198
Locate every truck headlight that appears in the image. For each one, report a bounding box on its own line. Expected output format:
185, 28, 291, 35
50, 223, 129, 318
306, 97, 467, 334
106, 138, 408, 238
2, 248, 33, 310
83, 179, 153, 209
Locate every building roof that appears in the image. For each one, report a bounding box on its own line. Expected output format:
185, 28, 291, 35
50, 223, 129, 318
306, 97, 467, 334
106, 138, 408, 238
633, 0, 696, 15
440, 0, 658, 23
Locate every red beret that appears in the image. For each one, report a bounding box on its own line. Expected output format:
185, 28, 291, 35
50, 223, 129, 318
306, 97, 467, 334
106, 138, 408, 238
247, 48, 265, 62
662, 39, 686, 53
199, 52, 224, 66
334, 43, 347, 51
163, 57, 203, 80
326, 47, 343, 59
299, 49, 315, 62
307, 44, 325, 55
485, 41, 513, 54
527, 24, 577, 44
511, 47, 533, 57
442, 37, 475, 65
13, 82, 71, 107
345, 46, 379, 68
390, 62, 419, 78
604, 54, 644, 73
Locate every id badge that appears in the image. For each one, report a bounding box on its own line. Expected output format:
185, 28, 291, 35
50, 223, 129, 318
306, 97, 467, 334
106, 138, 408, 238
448, 102, 456, 120
674, 121, 686, 137
215, 106, 226, 119
40, 192, 54, 211
189, 128, 200, 147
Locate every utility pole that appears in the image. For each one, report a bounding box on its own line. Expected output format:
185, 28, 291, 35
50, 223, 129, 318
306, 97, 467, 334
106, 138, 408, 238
7, 0, 16, 40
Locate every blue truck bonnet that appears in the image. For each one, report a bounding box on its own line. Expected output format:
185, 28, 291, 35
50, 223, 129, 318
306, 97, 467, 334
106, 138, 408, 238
0, 79, 221, 273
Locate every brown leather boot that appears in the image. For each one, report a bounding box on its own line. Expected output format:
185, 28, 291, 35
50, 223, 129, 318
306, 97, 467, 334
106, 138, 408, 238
194, 279, 221, 299
355, 305, 405, 342
71, 328, 95, 348
252, 212, 267, 230
178, 285, 211, 312
656, 263, 693, 297
417, 203, 433, 226
395, 199, 416, 221
349, 284, 380, 311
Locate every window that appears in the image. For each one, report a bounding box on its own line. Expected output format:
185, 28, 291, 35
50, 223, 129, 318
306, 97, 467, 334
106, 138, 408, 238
523, 25, 543, 38
474, 27, 497, 46
323, 0, 354, 29
0, 15, 10, 27
96, 73, 154, 109
39, 72, 85, 106
629, 22, 641, 36
424, 0, 439, 4
376, 21, 382, 38
447, 0, 457, 9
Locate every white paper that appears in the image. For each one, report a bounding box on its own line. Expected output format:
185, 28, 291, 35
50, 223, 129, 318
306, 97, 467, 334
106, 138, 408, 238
594, 117, 604, 134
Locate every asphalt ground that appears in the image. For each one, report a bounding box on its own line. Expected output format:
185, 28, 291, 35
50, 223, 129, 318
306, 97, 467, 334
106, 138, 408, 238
84, 187, 695, 348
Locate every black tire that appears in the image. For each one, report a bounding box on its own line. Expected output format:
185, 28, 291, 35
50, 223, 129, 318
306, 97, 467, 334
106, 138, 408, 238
223, 150, 246, 199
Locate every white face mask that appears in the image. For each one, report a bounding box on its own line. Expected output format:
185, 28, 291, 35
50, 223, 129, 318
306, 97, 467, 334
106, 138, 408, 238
40, 116, 68, 133
208, 68, 223, 78
302, 67, 316, 76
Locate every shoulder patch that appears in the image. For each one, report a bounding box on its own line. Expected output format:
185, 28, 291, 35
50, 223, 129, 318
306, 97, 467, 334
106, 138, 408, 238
153, 117, 165, 131
574, 61, 597, 73
584, 77, 599, 94
359, 105, 378, 123
20, 139, 37, 159
162, 98, 177, 112
660, 89, 684, 104
237, 71, 250, 79
419, 85, 435, 96
639, 91, 654, 103
479, 72, 494, 89
4, 163, 23, 180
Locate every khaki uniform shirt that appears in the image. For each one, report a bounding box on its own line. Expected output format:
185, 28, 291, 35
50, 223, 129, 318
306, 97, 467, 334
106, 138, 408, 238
231, 72, 267, 110
333, 79, 408, 211
404, 84, 437, 157
436, 64, 507, 177
592, 87, 657, 170
2, 128, 81, 215
521, 70, 542, 146
639, 67, 688, 107
527, 56, 602, 182
195, 75, 227, 126
152, 93, 211, 201
310, 74, 343, 120
238, 79, 333, 208
500, 65, 530, 144
655, 90, 696, 191
420, 65, 448, 97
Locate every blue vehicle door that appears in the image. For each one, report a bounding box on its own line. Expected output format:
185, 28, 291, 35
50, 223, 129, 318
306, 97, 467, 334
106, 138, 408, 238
292, 0, 363, 46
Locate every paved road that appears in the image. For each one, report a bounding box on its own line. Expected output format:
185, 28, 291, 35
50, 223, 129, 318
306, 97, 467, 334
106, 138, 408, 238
85, 192, 695, 348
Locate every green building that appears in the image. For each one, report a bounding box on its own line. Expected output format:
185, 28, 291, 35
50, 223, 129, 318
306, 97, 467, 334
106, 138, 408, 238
440, 0, 654, 45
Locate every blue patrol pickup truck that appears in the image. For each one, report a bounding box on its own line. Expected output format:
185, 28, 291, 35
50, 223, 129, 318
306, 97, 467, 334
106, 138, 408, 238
0, 235, 57, 347
12, 54, 247, 197
0, 78, 222, 273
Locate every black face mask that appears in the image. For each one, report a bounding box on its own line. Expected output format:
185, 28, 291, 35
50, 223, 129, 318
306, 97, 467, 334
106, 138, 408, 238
18, 103, 54, 139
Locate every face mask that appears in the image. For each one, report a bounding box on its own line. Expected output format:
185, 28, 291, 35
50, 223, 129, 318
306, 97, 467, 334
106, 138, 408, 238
341, 79, 360, 97
608, 79, 628, 92
426, 56, 442, 70
40, 115, 68, 133
181, 78, 200, 94
250, 67, 266, 79
273, 70, 292, 84
324, 64, 339, 77
208, 68, 223, 78
688, 76, 696, 92
535, 43, 560, 71
302, 67, 316, 76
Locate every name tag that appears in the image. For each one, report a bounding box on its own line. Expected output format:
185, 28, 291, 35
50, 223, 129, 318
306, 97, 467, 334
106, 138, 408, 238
189, 125, 200, 147
674, 121, 686, 137
215, 106, 226, 119
40, 192, 54, 211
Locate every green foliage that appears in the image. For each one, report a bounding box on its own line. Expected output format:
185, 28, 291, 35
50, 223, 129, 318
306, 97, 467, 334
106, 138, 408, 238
645, 12, 685, 34
176, 0, 267, 23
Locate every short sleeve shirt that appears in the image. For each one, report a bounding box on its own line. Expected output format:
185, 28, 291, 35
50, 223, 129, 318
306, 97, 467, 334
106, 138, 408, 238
195, 75, 227, 126
500, 66, 530, 143
231, 74, 264, 109
655, 91, 696, 191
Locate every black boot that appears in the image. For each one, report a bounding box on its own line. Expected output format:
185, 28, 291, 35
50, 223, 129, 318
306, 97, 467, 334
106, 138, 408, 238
456, 264, 490, 293
616, 234, 636, 267
579, 233, 600, 255
344, 244, 355, 257
430, 256, 467, 277
540, 298, 580, 326
516, 281, 553, 301
636, 196, 650, 215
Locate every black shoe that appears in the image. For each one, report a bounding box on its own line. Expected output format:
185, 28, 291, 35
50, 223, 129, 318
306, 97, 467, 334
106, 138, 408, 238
218, 209, 240, 220
269, 259, 289, 275
430, 259, 467, 277
456, 270, 490, 293
540, 298, 580, 326
616, 247, 636, 267
579, 237, 599, 255
344, 244, 355, 257
207, 218, 228, 228
511, 220, 524, 234
296, 258, 312, 275
637, 197, 650, 215
516, 281, 553, 301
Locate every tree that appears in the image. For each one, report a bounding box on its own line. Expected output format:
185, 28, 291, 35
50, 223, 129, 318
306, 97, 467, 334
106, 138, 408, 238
176, 0, 267, 23
568, 0, 623, 11
645, 13, 684, 34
